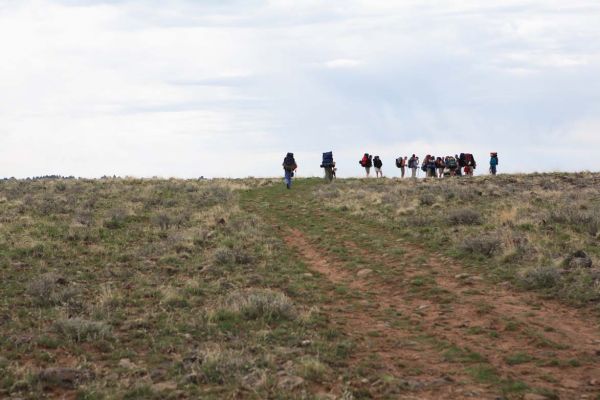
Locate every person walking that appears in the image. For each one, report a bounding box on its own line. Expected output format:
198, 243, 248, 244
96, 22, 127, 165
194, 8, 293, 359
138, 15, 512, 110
490, 152, 499, 175
321, 151, 335, 182
427, 156, 437, 178
359, 153, 373, 177
436, 157, 445, 178
373, 156, 383, 178
408, 154, 419, 178
400, 156, 407, 178
282, 152, 297, 189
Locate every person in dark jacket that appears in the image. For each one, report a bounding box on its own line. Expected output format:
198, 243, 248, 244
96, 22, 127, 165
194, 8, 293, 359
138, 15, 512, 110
408, 154, 419, 178
373, 156, 383, 178
490, 152, 499, 175
282, 153, 297, 189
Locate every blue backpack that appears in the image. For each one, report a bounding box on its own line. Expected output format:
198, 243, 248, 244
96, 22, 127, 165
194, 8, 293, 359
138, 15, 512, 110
321, 152, 334, 167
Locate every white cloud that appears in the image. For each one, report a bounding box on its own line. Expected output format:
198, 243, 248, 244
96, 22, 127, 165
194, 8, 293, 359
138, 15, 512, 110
0, 0, 600, 178
323, 59, 362, 69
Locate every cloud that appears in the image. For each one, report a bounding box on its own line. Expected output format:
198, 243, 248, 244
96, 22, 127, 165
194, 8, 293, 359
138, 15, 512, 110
323, 59, 363, 69
0, 0, 599, 178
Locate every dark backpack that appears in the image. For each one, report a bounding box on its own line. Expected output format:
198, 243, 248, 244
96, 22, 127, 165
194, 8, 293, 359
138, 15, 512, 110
322, 152, 334, 168
395, 158, 402, 168
373, 157, 382, 168
283, 153, 296, 170
445, 156, 457, 168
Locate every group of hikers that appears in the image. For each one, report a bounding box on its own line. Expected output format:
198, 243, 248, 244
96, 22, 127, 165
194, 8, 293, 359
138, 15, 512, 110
282, 151, 499, 188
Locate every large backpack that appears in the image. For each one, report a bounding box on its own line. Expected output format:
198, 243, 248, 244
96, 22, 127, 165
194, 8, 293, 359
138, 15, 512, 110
445, 156, 457, 169
283, 153, 296, 171
359, 154, 369, 167
395, 158, 402, 168
321, 151, 334, 168
465, 153, 476, 168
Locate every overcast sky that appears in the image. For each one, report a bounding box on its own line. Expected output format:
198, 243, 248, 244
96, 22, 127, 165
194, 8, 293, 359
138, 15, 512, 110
1, 0, 600, 178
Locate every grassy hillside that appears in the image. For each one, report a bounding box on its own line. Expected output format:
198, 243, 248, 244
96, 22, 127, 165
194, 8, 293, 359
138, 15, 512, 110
1, 175, 599, 399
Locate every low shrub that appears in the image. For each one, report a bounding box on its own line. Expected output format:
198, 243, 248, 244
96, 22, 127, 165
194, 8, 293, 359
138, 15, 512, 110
220, 289, 296, 321
448, 209, 482, 225
461, 236, 502, 257
519, 266, 561, 290
54, 318, 112, 342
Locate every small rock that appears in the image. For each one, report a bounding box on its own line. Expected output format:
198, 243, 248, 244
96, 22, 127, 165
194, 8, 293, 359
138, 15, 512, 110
455, 273, 470, 279
153, 381, 177, 391
150, 368, 168, 383
118, 358, 136, 370
300, 340, 312, 347
562, 378, 580, 389
417, 304, 430, 310
590, 379, 598, 386
37, 368, 93, 389
523, 394, 547, 400
357, 269, 373, 278
277, 375, 304, 390
302, 273, 313, 278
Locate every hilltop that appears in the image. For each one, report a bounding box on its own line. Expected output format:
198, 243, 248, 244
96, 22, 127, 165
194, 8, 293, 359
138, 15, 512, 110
1, 174, 599, 399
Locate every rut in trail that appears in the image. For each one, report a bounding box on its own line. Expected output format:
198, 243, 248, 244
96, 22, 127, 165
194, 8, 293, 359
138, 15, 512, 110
284, 226, 600, 399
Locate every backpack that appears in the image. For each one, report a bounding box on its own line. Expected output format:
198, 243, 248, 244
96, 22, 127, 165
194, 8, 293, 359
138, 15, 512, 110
321, 152, 334, 168
445, 156, 457, 168
373, 157, 382, 168
395, 158, 402, 168
283, 153, 296, 170
359, 154, 368, 167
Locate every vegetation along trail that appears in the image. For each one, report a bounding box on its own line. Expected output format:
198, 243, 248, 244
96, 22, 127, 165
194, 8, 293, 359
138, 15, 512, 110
241, 176, 600, 399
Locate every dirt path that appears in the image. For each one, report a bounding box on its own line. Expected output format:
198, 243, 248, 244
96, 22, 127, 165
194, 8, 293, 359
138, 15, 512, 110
284, 227, 600, 399
283, 229, 495, 399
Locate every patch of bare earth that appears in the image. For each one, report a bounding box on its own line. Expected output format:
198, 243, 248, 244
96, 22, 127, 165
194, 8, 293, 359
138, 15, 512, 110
284, 229, 495, 399
285, 228, 600, 399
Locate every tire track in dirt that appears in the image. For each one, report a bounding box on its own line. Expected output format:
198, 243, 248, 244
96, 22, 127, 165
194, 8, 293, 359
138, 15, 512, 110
340, 235, 600, 398
283, 228, 498, 399
291, 211, 600, 399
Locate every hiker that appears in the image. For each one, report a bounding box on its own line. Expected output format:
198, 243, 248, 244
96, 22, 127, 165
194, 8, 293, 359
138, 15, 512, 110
454, 154, 462, 176
373, 156, 383, 178
359, 153, 373, 177
445, 155, 458, 176
400, 156, 408, 178
396, 156, 407, 178
490, 152, 499, 175
427, 155, 437, 178
459, 153, 476, 176
282, 152, 297, 189
321, 151, 335, 182
408, 154, 419, 178
435, 157, 445, 178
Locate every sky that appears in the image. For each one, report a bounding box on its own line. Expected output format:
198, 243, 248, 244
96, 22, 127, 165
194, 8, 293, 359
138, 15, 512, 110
1, 0, 600, 178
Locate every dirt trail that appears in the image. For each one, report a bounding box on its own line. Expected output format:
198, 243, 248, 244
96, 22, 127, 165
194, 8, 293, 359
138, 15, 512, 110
284, 227, 600, 399
283, 229, 495, 399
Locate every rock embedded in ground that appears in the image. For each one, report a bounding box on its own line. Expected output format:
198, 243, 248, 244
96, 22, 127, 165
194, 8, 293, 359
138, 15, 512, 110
277, 375, 304, 390
357, 269, 373, 277
566, 250, 593, 269
118, 358, 137, 370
